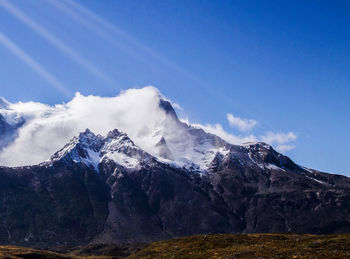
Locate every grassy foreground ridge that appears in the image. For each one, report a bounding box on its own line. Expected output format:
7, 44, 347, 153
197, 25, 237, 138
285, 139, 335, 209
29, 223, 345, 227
0, 233, 349, 258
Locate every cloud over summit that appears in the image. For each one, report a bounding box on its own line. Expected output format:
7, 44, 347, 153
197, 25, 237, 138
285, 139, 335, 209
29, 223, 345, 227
0, 86, 167, 166
0, 86, 297, 167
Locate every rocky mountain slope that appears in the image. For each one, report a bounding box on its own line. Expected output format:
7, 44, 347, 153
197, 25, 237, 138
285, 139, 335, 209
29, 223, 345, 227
0, 91, 349, 249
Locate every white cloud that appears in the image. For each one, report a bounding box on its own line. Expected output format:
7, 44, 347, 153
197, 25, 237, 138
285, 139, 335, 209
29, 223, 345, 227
226, 113, 257, 132
260, 131, 297, 145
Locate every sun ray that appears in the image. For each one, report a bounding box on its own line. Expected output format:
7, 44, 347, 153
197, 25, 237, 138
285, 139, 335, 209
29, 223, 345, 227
0, 0, 113, 84
62, 0, 204, 86
0, 31, 72, 97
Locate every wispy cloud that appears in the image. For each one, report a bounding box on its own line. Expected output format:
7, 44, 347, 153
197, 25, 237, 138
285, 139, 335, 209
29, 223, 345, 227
0, 31, 71, 97
275, 144, 296, 153
260, 131, 297, 152
226, 113, 257, 132
0, 0, 112, 84
260, 131, 297, 145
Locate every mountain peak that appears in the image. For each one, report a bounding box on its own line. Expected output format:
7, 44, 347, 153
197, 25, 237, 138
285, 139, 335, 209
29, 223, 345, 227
48, 128, 155, 171
155, 136, 172, 159
239, 141, 303, 173
48, 129, 103, 170
106, 129, 122, 139
159, 99, 177, 118
77, 129, 104, 151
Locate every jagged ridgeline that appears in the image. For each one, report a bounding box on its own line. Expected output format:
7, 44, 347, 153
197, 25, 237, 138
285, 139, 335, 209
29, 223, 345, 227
0, 87, 349, 248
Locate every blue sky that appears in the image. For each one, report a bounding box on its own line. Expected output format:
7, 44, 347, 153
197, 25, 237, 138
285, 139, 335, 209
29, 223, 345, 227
0, 0, 349, 175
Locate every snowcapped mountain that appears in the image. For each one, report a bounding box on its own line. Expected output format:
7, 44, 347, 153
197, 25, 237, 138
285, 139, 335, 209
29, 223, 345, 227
44, 126, 230, 173
48, 129, 104, 170
0, 87, 349, 248
0, 86, 332, 177
42, 124, 298, 176
0, 121, 348, 247
48, 128, 155, 171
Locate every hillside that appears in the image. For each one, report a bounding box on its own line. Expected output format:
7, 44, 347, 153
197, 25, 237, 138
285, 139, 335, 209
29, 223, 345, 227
0, 245, 70, 259
0, 233, 349, 258
128, 233, 350, 258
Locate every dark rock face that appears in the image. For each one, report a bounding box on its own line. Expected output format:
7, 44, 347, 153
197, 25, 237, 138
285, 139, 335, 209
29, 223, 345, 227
0, 137, 349, 249
0, 163, 109, 248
